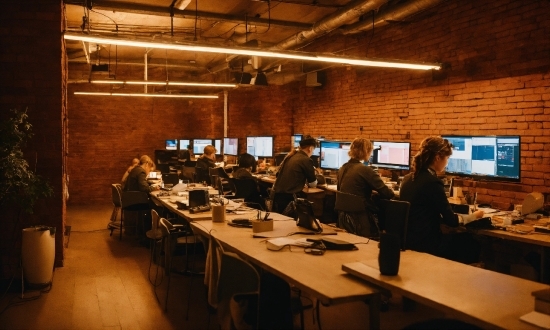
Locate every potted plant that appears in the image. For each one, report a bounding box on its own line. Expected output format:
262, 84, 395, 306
0, 108, 54, 287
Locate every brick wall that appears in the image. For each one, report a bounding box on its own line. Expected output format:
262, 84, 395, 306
292, 0, 550, 210
0, 0, 66, 272
66, 0, 550, 211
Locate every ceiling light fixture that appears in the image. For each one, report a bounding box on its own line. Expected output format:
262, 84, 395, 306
64, 32, 442, 71
89, 79, 236, 87
74, 91, 219, 98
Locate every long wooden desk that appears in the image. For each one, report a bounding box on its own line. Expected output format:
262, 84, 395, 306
190, 219, 382, 329
151, 190, 383, 328
342, 251, 550, 330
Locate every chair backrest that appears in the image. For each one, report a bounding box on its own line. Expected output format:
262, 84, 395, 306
120, 191, 149, 209
334, 191, 366, 213
195, 166, 210, 184
181, 165, 196, 183
151, 209, 160, 232
378, 199, 410, 250
162, 173, 179, 185
111, 184, 122, 207
232, 178, 258, 200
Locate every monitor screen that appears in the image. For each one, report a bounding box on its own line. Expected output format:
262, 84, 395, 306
179, 139, 191, 150
193, 139, 212, 154
213, 139, 222, 155
319, 141, 351, 170
223, 137, 239, 156
442, 135, 521, 182
166, 139, 177, 150
370, 141, 411, 170
246, 136, 274, 158
293, 134, 302, 148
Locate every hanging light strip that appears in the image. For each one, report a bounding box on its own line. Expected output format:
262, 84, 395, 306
74, 91, 219, 98
91, 80, 236, 87
64, 32, 442, 71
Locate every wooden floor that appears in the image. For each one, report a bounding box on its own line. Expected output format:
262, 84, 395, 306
0, 204, 443, 329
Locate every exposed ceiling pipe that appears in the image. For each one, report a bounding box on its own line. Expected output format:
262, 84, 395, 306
81, 41, 90, 64
340, 0, 445, 35
65, 0, 312, 30
271, 0, 389, 51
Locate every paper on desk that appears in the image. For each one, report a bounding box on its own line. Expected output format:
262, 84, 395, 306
266, 237, 313, 251
477, 207, 499, 213
519, 311, 550, 329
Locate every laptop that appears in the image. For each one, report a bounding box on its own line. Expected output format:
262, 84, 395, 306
148, 171, 159, 180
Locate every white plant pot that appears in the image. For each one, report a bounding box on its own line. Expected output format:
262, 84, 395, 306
22, 226, 56, 287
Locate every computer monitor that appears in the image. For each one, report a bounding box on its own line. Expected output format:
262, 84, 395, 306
213, 139, 222, 155
223, 137, 239, 156
246, 136, 274, 158
312, 136, 324, 157
441, 135, 521, 182
193, 139, 212, 154
370, 141, 411, 170
179, 139, 191, 150
319, 140, 351, 170
293, 134, 302, 148
165, 139, 177, 150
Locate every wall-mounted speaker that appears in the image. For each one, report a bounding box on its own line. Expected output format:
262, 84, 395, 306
306, 71, 325, 87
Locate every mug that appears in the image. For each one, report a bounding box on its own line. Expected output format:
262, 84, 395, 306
211, 204, 226, 223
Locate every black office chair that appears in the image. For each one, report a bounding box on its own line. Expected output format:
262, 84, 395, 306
334, 191, 378, 239
231, 178, 264, 209
108, 184, 123, 236
195, 165, 211, 184
162, 173, 179, 186
156, 163, 171, 174
120, 190, 150, 240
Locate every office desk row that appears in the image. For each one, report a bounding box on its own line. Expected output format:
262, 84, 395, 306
150, 190, 549, 329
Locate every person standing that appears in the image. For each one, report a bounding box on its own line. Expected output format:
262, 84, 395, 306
272, 135, 318, 214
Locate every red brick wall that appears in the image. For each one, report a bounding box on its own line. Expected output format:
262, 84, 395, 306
0, 0, 66, 272
66, 0, 550, 212
292, 0, 550, 210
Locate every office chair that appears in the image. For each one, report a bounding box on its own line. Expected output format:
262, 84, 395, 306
146, 209, 164, 289
212, 235, 261, 330
158, 217, 202, 311
119, 190, 150, 240
334, 191, 378, 239
231, 178, 265, 209
156, 163, 171, 174
108, 184, 122, 236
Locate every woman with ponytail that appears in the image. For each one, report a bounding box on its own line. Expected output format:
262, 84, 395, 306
400, 136, 484, 263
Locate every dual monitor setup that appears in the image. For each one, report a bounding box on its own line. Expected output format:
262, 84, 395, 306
167, 134, 522, 183
165, 137, 274, 158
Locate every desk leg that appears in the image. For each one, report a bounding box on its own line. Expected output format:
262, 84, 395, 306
366, 292, 381, 330
542, 246, 550, 284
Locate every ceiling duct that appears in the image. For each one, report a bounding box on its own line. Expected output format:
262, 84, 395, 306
340, 0, 445, 35
271, 0, 389, 51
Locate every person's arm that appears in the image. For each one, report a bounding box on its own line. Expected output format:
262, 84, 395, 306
137, 170, 153, 193
430, 179, 459, 227
303, 158, 318, 188
364, 167, 394, 199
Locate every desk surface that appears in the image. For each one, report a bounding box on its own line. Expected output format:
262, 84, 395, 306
191, 219, 379, 306
343, 252, 550, 330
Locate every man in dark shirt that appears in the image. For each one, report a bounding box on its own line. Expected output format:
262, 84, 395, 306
272, 135, 318, 213
196, 145, 217, 184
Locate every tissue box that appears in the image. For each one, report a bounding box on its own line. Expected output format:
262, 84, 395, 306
252, 220, 273, 233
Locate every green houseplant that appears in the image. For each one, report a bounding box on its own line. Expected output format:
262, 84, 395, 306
0, 108, 53, 285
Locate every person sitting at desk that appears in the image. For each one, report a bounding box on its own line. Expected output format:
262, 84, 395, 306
125, 155, 160, 192
196, 145, 216, 184
337, 137, 395, 238
233, 153, 257, 179
121, 157, 139, 188
272, 135, 318, 214
400, 136, 484, 264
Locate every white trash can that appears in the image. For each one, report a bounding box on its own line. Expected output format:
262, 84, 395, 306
22, 226, 56, 287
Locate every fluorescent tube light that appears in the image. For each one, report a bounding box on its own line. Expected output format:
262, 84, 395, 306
90, 80, 236, 87
64, 32, 441, 71
74, 91, 219, 98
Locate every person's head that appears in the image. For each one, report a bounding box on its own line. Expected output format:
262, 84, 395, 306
131, 158, 140, 166
348, 138, 374, 162
412, 136, 453, 175
299, 135, 318, 157
238, 153, 257, 172
203, 145, 217, 160
139, 155, 155, 174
